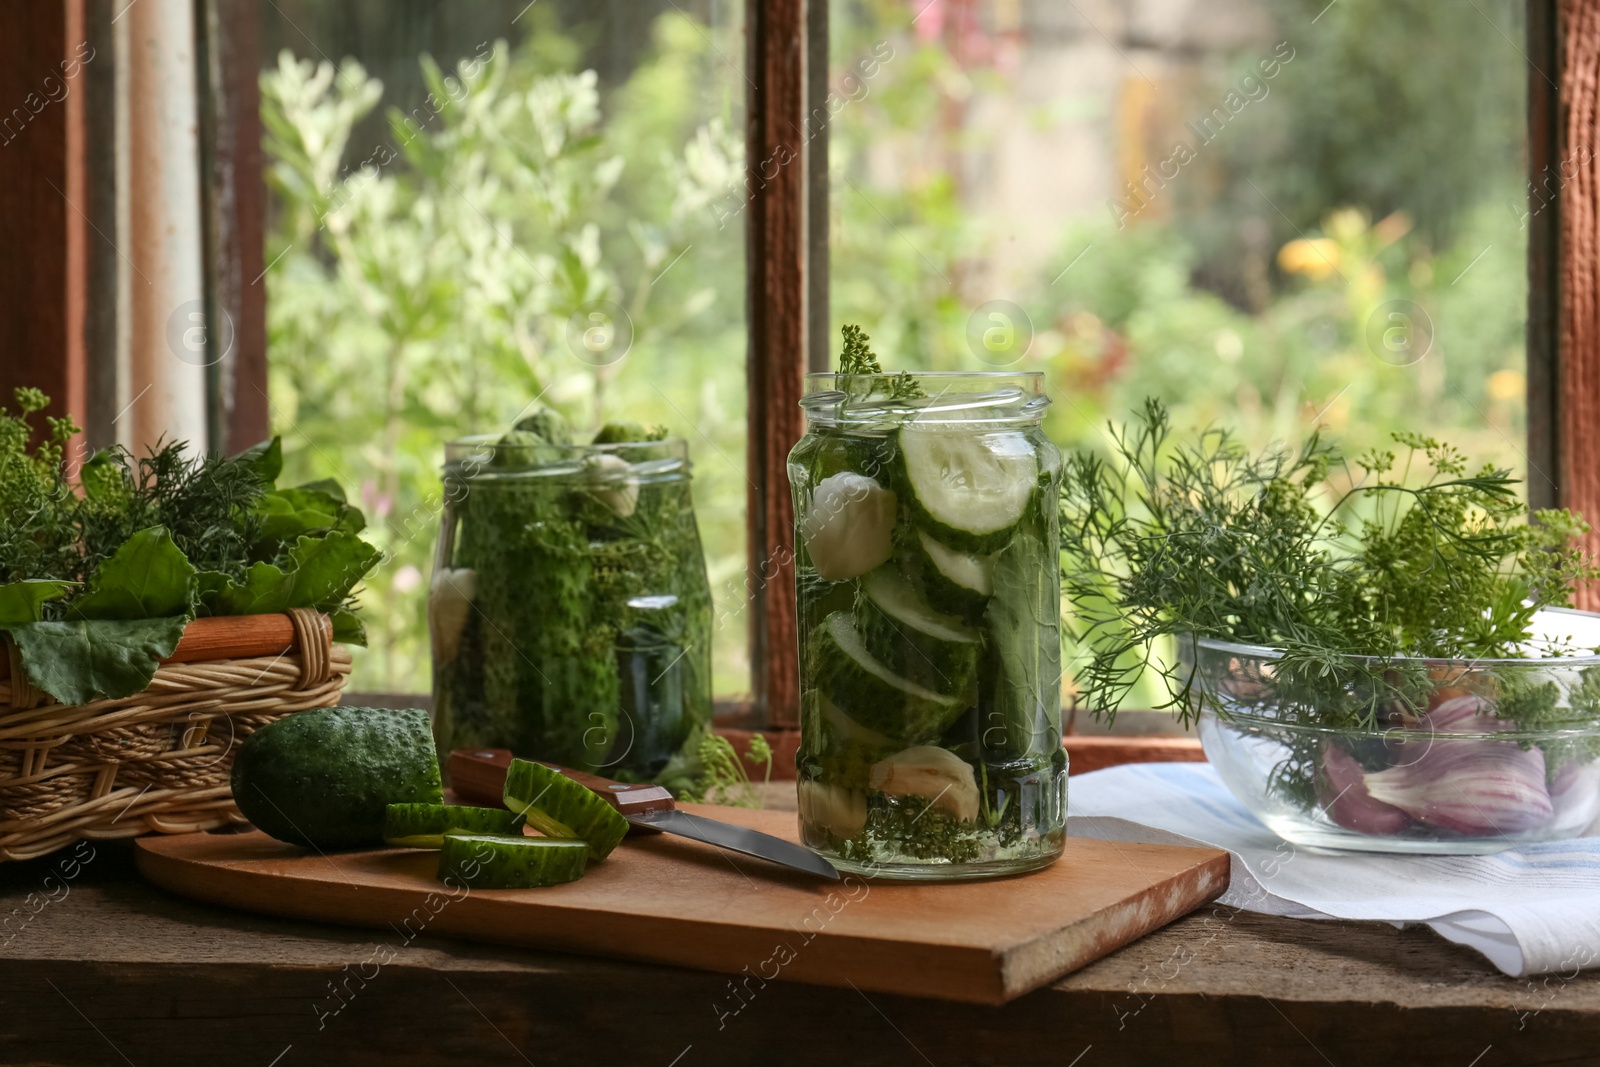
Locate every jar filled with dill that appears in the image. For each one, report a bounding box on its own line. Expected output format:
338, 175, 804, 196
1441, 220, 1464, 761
788, 328, 1067, 880
430, 413, 712, 783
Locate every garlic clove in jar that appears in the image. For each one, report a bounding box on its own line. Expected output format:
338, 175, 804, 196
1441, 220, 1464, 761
798, 780, 868, 839
868, 745, 979, 823
586, 453, 641, 518
428, 567, 477, 664
801, 472, 898, 581
1364, 738, 1554, 836
1318, 743, 1414, 835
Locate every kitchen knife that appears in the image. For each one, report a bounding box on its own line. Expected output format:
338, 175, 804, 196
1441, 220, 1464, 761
448, 748, 840, 881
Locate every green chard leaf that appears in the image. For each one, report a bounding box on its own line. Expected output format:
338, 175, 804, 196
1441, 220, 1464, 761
201, 533, 381, 619
0, 579, 76, 626
284, 531, 383, 609
70, 527, 197, 620
256, 486, 365, 542
8, 616, 188, 705
330, 607, 367, 646
237, 436, 284, 484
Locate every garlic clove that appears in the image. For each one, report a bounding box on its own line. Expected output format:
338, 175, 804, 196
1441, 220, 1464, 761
868, 744, 979, 822
801, 472, 897, 581
586, 453, 641, 518
1318, 743, 1413, 835
1364, 738, 1554, 836
1421, 693, 1515, 734
1548, 760, 1600, 837
428, 567, 477, 664
798, 780, 868, 839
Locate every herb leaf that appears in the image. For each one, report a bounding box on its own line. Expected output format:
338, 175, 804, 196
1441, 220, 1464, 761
0, 580, 75, 626
70, 527, 197, 621
8, 616, 188, 706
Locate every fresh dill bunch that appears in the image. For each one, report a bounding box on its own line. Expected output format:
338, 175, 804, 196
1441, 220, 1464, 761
1060, 399, 1600, 729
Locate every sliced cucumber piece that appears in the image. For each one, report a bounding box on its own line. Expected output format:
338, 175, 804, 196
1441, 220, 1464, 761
894, 427, 1035, 553
854, 567, 979, 696
502, 758, 630, 860
809, 611, 969, 744
805, 692, 898, 789
438, 833, 589, 889
384, 803, 524, 849
912, 531, 995, 619
800, 471, 898, 581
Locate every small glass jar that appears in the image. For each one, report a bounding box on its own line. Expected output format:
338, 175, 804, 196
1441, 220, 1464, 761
430, 435, 712, 780
788, 372, 1067, 879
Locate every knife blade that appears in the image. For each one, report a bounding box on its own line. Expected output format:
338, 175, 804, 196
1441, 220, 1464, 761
448, 748, 840, 881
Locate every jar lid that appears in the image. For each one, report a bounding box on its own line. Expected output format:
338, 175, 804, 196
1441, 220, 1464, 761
800, 371, 1049, 429
443, 435, 690, 483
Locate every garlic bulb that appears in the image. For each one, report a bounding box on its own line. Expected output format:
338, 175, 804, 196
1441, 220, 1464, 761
1364, 738, 1553, 836
1548, 760, 1600, 837
801, 472, 897, 581
868, 745, 979, 822
1318, 743, 1413, 835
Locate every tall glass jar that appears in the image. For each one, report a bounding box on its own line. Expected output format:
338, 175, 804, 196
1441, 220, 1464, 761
430, 435, 712, 781
788, 372, 1067, 879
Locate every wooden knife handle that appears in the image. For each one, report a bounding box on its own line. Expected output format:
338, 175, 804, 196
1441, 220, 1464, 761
447, 748, 676, 819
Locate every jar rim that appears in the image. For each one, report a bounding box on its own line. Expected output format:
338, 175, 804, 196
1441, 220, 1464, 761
800, 371, 1049, 426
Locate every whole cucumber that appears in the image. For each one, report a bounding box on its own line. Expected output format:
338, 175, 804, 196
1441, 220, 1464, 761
231, 706, 444, 849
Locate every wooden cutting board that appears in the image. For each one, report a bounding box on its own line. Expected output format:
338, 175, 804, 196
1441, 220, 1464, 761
135, 804, 1227, 1005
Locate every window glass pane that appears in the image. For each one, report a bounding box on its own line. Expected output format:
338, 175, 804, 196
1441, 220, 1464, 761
261, 1, 748, 696
830, 0, 1530, 706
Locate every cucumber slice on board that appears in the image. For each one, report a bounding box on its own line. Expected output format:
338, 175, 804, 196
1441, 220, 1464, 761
502, 759, 630, 860
437, 833, 589, 889
854, 567, 979, 696
383, 803, 524, 849
809, 611, 969, 744
231, 707, 444, 849
893, 427, 1036, 553
909, 530, 995, 619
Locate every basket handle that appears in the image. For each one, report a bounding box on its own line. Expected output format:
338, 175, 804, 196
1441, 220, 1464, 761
1, 611, 337, 704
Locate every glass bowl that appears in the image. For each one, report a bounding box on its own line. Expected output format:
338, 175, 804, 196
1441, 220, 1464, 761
1185, 610, 1600, 854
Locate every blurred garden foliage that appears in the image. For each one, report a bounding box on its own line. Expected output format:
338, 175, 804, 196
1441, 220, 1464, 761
265, 0, 1531, 704
827, 0, 1530, 707
261, 10, 748, 694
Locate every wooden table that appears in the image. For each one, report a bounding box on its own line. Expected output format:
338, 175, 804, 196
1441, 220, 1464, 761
2, 793, 1598, 1066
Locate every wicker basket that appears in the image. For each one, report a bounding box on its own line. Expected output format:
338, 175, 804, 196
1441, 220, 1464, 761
0, 608, 350, 861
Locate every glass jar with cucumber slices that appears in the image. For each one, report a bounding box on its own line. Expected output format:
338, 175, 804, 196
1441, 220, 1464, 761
788, 372, 1066, 879
431, 426, 712, 783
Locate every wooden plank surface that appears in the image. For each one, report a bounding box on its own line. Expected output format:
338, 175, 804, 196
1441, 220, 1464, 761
0, 839, 1596, 1066
133, 803, 1227, 1006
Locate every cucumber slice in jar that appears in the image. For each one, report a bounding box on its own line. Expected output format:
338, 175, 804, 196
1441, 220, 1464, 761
438, 833, 589, 889
893, 426, 1036, 553
911, 530, 996, 619
800, 471, 898, 581
809, 611, 969, 744
803, 692, 898, 790
383, 803, 524, 849
502, 759, 631, 860
853, 567, 980, 696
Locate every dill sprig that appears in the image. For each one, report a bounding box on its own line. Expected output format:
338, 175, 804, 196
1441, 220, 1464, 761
836, 324, 925, 401
1061, 399, 1600, 729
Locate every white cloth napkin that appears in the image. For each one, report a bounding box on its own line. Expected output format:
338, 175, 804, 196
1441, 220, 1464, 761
1067, 761, 1600, 977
